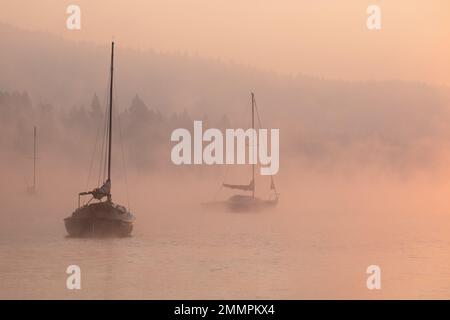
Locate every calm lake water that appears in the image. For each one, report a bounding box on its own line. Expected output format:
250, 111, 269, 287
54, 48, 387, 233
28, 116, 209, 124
1, 190, 449, 300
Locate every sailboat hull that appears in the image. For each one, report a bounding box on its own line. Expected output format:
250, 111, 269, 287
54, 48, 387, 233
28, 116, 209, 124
227, 195, 277, 212
64, 217, 133, 237
65, 202, 134, 237
203, 195, 278, 212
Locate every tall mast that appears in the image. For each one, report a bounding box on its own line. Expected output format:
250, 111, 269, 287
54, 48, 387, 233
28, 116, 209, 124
251, 92, 255, 199
33, 126, 36, 190
107, 41, 114, 201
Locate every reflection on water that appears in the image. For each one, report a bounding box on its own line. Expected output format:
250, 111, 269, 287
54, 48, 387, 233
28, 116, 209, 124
1, 200, 449, 299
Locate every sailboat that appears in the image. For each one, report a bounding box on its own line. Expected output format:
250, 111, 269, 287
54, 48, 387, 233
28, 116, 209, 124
27, 126, 37, 194
64, 42, 135, 237
206, 93, 279, 212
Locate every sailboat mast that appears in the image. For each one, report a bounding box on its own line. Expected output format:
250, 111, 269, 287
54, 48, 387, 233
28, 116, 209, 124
107, 42, 114, 185
251, 92, 255, 199
33, 126, 36, 189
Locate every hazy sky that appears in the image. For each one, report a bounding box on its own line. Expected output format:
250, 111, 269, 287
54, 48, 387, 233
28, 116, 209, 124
1, 0, 450, 85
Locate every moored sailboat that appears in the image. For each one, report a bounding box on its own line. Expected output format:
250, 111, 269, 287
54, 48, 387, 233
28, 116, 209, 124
64, 42, 135, 237
206, 93, 279, 212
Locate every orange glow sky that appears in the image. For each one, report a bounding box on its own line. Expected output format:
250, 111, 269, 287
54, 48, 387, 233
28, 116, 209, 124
1, 0, 450, 85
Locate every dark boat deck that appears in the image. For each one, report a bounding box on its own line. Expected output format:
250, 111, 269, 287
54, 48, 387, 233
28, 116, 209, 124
65, 201, 134, 237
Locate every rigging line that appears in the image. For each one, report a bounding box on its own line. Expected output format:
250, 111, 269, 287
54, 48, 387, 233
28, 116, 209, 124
113, 77, 131, 211
98, 94, 109, 186
254, 98, 278, 195
85, 107, 103, 191
117, 112, 131, 211
103, 114, 109, 183
97, 71, 111, 187
97, 124, 104, 186
99, 104, 109, 186
102, 74, 111, 185
254, 99, 263, 129
213, 165, 230, 201
247, 96, 251, 130
102, 65, 113, 185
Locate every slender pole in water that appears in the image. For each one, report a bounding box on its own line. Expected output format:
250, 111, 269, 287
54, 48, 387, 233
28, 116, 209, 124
251, 92, 255, 199
107, 42, 114, 201
33, 126, 36, 190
